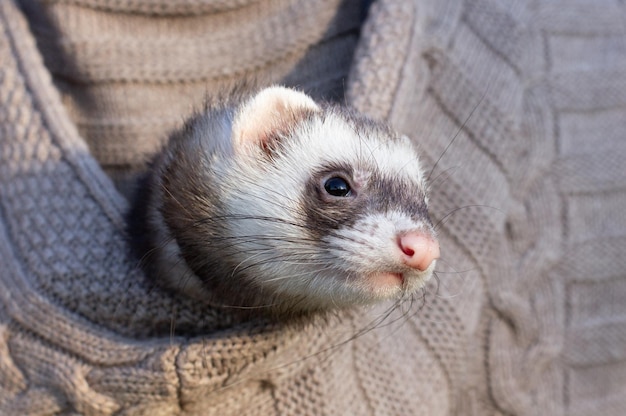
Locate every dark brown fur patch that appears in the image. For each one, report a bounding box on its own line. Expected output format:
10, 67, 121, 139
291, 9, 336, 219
302, 163, 430, 244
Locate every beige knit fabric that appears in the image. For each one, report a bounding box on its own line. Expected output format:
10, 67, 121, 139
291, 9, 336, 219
17, 0, 364, 197
1, 0, 626, 414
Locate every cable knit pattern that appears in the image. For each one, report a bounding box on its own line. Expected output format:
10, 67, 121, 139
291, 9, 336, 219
350, 0, 626, 414
1, 0, 626, 414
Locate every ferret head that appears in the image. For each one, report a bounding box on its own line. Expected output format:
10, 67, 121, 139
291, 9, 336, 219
156, 87, 439, 316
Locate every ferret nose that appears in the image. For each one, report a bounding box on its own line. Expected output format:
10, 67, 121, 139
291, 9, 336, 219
398, 232, 440, 271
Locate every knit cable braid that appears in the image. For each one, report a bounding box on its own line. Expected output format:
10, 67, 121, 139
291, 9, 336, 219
1, 0, 626, 414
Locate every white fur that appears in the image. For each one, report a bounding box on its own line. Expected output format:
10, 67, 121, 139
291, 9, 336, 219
214, 98, 432, 308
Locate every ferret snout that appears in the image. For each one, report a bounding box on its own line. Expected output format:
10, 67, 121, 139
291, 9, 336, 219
397, 232, 440, 271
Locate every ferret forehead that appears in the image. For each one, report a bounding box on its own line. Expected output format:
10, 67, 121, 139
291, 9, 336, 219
289, 113, 425, 183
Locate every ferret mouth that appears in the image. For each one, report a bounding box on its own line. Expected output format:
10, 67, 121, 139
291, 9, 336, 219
368, 271, 405, 289
363, 268, 433, 298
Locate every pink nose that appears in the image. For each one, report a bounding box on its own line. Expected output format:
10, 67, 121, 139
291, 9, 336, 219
398, 232, 440, 271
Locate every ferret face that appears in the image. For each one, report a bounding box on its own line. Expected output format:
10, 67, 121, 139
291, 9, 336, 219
148, 87, 439, 316
212, 88, 439, 313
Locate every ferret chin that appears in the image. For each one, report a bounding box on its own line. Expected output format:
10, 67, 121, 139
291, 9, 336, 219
128, 86, 439, 319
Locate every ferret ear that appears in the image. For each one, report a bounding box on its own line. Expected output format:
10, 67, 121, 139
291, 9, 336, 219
232, 87, 320, 154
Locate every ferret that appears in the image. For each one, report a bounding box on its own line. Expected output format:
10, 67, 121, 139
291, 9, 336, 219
129, 86, 439, 318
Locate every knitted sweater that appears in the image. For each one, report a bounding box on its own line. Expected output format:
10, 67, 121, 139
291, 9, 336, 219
1, 0, 625, 414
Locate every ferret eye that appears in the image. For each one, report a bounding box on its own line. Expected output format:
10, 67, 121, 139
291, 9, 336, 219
324, 177, 351, 197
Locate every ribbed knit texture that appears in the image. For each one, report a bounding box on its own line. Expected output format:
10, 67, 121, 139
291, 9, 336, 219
1, 0, 625, 414
18, 0, 364, 197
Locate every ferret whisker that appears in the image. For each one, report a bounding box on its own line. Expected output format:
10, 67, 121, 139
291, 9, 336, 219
169, 307, 176, 343
428, 165, 461, 189
239, 269, 325, 283
190, 214, 311, 231
433, 204, 504, 232
324, 234, 383, 254
426, 89, 487, 182
218, 291, 430, 388
135, 244, 165, 270
432, 257, 477, 275
231, 251, 269, 275
430, 272, 442, 297
327, 296, 410, 341
426, 259, 474, 299
244, 254, 327, 262
196, 236, 320, 251
206, 239, 320, 251
280, 313, 393, 367
262, 264, 342, 283
278, 260, 333, 266
232, 175, 308, 210
373, 300, 420, 340
375, 296, 422, 331
300, 203, 345, 226
348, 302, 405, 341
397, 153, 426, 177
402, 294, 429, 324
228, 255, 321, 276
